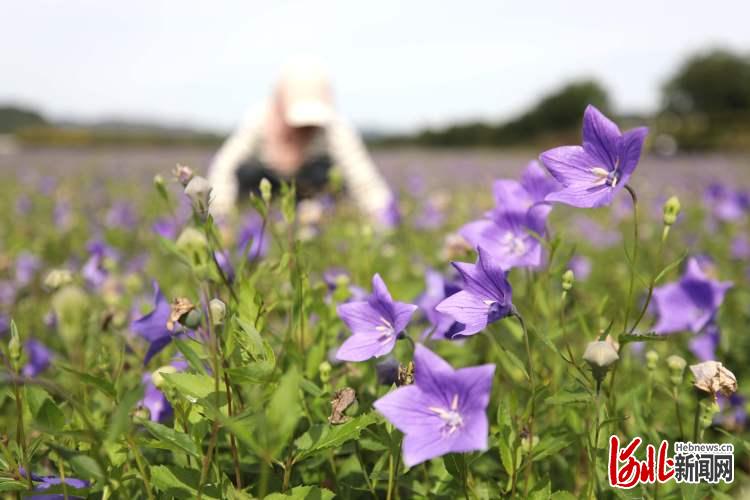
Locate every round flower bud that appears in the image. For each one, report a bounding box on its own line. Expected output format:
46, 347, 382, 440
151, 365, 178, 389
562, 269, 575, 291
259, 177, 273, 205
175, 227, 210, 269
667, 354, 687, 386
319, 361, 332, 384
583, 340, 620, 382
180, 308, 203, 330
375, 357, 400, 386
8, 322, 21, 364
663, 196, 681, 226
646, 350, 659, 370
43, 269, 73, 290
184, 176, 212, 217
51, 285, 90, 346
209, 298, 226, 326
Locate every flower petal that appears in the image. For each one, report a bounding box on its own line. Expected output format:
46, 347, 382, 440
435, 291, 490, 337
582, 104, 621, 168
619, 127, 648, 176
336, 301, 382, 336
335, 332, 396, 361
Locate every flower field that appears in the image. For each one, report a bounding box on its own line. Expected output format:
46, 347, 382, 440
1, 108, 750, 499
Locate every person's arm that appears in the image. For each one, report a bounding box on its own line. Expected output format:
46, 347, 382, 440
327, 116, 397, 226
207, 106, 265, 217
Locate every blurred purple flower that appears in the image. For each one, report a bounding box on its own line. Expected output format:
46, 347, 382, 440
152, 217, 179, 239
214, 250, 235, 282
377, 197, 402, 228
688, 323, 720, 362
0, 314, 9, 336
568, 255, 592, 281
540, 105, 648, 208
106, 201, 138, 230
82, 240, 117, 289
414, 201, 445, 230
435, 247, 514, 337
374, 344, 495, 467
15, 194, 32, 216
652, 258, 732, 334
15, 251, 41, 287
53, 200, 73, 230
716, 394, 747, 429
0, 280, 17, 307
19, 467, 88, 499
38, 176, 57, 195
571, 215, 621, 248
130, 282, 174, 364
704, 183, 748, 222
731, 235, 750, 260
140, 373, 173, 423
23, 339, 52, 378
238, 212, 268, 261
416, 269, 464, 340
336, 274, 418, 362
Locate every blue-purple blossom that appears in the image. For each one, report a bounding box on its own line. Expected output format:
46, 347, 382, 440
335, 274, 418, 362
238, 211, 268, 260
23, 339, 52, 378
139, 362, 188, 423
19, 468, 88, 500
15, 252, 41, 287
435, 247, 514, 337
106, 201, 138, 230
689, 323, 720, 362
704, 183, 749, 222
731, 235, 750, 260
652, 258, 732, 334
82, 239, 118, 289
152, 217, 180, 239
374, 344, 495, 467
130, 282, 174, 364
540, 105, 648, 208
416, 269, 464, 340
568, 255, 592, 281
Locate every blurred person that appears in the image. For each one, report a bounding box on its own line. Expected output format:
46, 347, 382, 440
207, 61, 396, 225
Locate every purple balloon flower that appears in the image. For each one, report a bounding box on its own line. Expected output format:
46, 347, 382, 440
335, 274, 418, 362
416, 269, 464, 340
106, 201, 138, 230
435, 247, 514, 337
23, 339, 52, 378
130, 282, 174, 364
652, 258, 732, 334
15, 252, 41, 287
540, 105, 648, 208
19, 468, 88, 499
374, 344, 495, 467
689, 323, 720, 362
140, 373, 173, 423
238, 211, 268, 261
704, 183, 749, 222
152, 217, 180, 239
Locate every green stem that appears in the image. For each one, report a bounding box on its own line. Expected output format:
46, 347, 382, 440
127, 435, 155, 500
623, 185, 639, 333
589, 380, 602, 499
512, 310, 535, 497
693, 397, 701, 442
673, 387, 685, 440
628, 228, 666, 334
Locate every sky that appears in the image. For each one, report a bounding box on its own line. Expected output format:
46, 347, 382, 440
2, 0, 750, 133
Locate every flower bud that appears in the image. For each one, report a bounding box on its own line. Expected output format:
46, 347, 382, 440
173, 164, 194, 187
154, 174, 169, 202
562, 269, 575, 292
646, 350, 659, 371
663, 196, 681, 226
43, 269, 73, 290
375, 357, 400, 386
667, 354, 687, 385
583, 340, 620, 382
175, 227, 210, 268
151, 365, 178, 389
319, 361, 332, 384
259, 177, 272, 205
8, 320, 21, 364
690, 361, 737, 400
209, 298, 226, 325
51, 285, 90, 346
184, 176, 212, 217
180, 308, 203, 330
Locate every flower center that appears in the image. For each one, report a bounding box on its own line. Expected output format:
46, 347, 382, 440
499, 232, 527, 256
428, 394, 464, 435
375, 316, 395, 344
591, 167, 619, 188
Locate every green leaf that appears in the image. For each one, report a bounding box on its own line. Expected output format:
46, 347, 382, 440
59, 365, 116, 399
150, 464, 220, 499
163, 372, 218, 400
107, 385, 144, 443
0, 480, 27, 492
69, 454, 104, 481
141, 420, 200, 458
546, 391, 590, 406
174, 338, 207, 374
265, 485, 335, 499
266, 367, 302, 457
294, 412, 379, 461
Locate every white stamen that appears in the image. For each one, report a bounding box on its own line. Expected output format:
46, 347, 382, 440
428, 394, 464, 435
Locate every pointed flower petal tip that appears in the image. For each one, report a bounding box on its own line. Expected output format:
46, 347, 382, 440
539, 106, 648, 208
335, 274, 417, 362
374, 345, 494, 466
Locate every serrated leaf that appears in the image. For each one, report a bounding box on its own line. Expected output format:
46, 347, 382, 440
107, 385, 144, 443
150, 464, 220, 499
59, 366, 116, 399
265, 485, 335, 500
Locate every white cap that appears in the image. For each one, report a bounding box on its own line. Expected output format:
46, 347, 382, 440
278, 60, 334, 127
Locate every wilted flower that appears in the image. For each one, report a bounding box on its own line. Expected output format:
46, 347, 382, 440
131, 282, 175, 364
690, 361, 737, 400
374, 344, 495, 467
209, 298, 226, 325
335, 274, 418, 362
184, 176, 212, 217
539, 105, 648, 208
652, 258, 732, 334
435, 247, 514, 337
441, 232, 473, 260
583, 340, 619, 382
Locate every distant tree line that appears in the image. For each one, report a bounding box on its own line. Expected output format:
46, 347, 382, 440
377, 48, 750, 151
